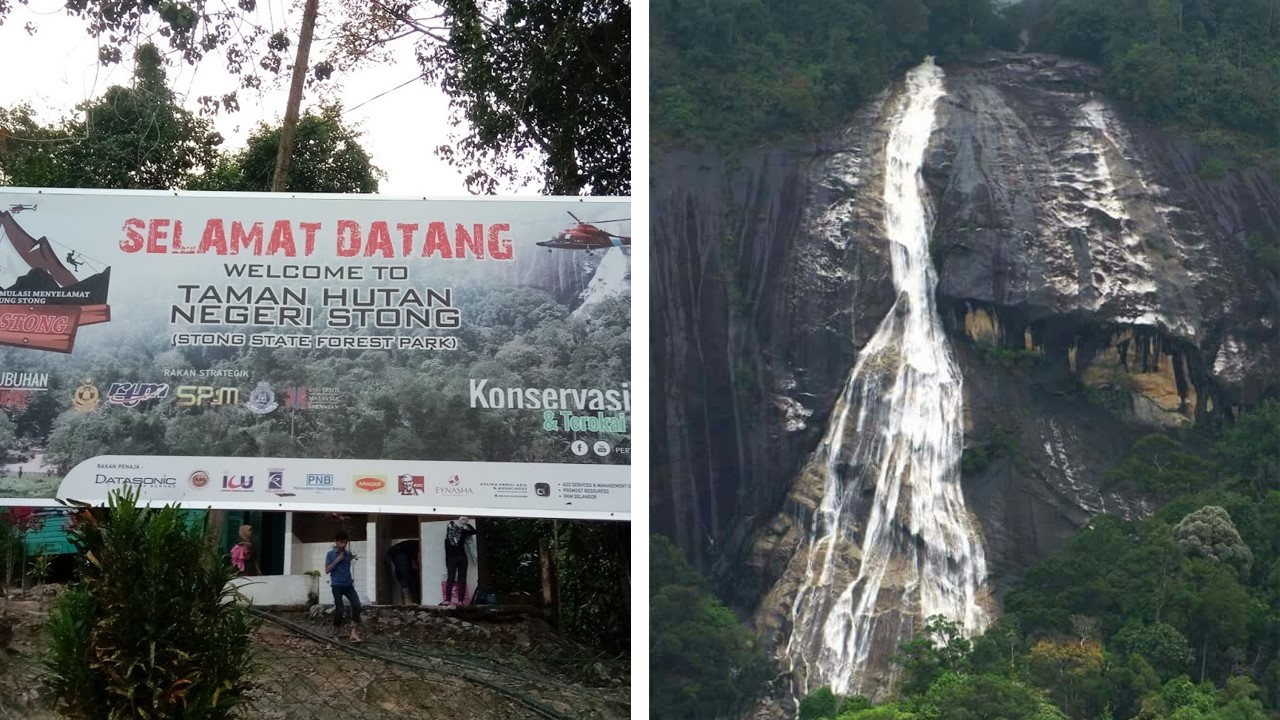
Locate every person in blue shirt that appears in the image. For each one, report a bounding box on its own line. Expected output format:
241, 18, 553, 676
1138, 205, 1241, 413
324, 531, 362, 642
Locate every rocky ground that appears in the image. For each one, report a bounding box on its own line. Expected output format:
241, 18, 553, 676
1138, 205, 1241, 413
0, 587, 629, 719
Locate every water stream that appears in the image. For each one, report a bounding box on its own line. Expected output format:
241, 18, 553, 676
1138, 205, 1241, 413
784, 57, 989, 699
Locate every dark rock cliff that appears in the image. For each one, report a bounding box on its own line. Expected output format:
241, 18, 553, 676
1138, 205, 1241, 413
652, 49, 1280, 656
651, 95, 895, 607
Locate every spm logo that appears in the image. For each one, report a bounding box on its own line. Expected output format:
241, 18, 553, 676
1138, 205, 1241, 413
354, 475, 386, 493
222, 474, 254, 491
107, 382, 169, 408
176, 386, 239, 407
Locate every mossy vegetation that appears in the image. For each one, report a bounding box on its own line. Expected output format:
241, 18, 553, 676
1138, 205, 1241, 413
975, 341, 1041, 371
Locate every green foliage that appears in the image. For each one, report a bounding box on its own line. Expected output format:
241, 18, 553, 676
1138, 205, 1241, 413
798, 688, 873, 719
839, 706, 916, 720
799, 687, 844, 719
417, 0, 629, 194
894, 615, 973, 697
481, 519, 548, 597
961, 426, 1018, 475
650, 534, 768, 720
0, 44, 222, 190
0, 411, 15, 459
1214, 401, 1280, 497
975, 341, 1041, 370
44, 487, 258, 719
0, 104, 66, 186
913, 672, 1066, 720
192, 105, 383, 194
994, 404, 1280, 715
554, 521, 630, 653
652, 0, 1011, 146
1028, 0, 1280, 168
479, 519, 628, 653
1112, 621, 1194, 679
1244, 234, 1280, 278
0, 520, 25, 586
813, 626, 1063, 719
1102, 433, 1212, 499
1172, 505, 1254, 575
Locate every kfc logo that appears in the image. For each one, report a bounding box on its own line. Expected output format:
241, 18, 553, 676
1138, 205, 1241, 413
398, 474, 424, 495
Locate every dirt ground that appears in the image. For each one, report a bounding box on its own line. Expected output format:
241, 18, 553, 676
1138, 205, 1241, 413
0, 588, 630, 719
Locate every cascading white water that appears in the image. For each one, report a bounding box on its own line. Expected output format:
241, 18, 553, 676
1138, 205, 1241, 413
784, 58, 989, 699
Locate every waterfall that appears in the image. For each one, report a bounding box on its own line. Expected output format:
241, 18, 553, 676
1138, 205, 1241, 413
783, 58, 989, 700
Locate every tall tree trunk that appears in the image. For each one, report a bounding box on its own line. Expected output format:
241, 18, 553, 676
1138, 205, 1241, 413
1201, 636, 1209, 683
540, 536, 553, 607
272, 0, 321, 191
552, 521, 563, 633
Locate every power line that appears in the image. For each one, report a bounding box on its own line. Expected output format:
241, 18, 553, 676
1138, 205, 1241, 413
344, 74, 424, 114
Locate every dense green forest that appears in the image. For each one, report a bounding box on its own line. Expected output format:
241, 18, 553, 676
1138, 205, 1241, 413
654, 0, 1280, 167
651, 402, 1280, 719
651, 0, 1013, 144
1016, 0, 1280, 172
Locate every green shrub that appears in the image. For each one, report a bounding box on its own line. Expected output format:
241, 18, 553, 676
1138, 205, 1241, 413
44, 487, 259, 719
975, 341, 1040, 371
799, 687, 842, 719
650, 534, 768, 719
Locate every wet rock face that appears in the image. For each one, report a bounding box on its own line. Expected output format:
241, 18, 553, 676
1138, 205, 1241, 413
928, 52, 1280, 407
651, 101, 895, 605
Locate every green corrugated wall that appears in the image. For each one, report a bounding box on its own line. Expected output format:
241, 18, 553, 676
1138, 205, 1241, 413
23, 509, 209, 556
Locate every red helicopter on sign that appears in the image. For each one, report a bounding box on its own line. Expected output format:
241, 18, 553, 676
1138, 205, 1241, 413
536, 212, 630, 253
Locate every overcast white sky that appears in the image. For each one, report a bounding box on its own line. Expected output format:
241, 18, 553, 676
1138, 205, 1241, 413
0, 0, 540, 197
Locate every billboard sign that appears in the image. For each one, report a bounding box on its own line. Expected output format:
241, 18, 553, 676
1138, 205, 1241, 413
0, 189, 631, 520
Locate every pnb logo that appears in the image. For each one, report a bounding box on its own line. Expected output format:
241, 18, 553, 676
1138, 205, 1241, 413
222, 474, 254, 491
268, 469, 284, 491
306, 474, 334, 486
107, 382, 169, 408
177, 386, 239, 407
